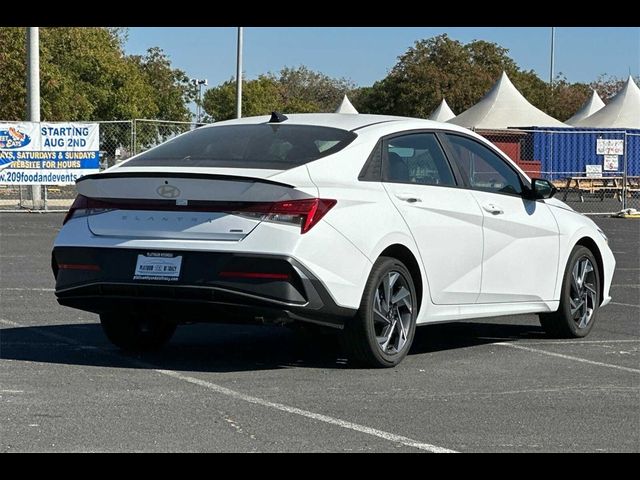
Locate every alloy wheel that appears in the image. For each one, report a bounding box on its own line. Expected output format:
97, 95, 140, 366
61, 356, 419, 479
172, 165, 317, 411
372, 271, 413, 355
570, 256, 597, 329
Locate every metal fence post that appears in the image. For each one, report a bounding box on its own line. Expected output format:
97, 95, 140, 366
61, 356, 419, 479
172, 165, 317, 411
132, 119, 137, 156
130, 120, 134, 158
622, 131, 628, 211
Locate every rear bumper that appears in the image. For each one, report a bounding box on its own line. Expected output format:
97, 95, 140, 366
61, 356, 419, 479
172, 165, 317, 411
52, 247, 356, 329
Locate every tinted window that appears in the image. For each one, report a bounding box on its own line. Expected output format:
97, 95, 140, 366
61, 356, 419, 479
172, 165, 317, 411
123, 124, 357, 169
384, 133, 455, 186
446, 134, 523, 195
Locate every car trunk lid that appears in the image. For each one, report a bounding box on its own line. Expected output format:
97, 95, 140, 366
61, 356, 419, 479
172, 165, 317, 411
77, 169, 316, 241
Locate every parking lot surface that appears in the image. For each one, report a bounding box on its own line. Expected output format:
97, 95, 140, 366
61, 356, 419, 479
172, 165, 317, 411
0, 213, 638, 452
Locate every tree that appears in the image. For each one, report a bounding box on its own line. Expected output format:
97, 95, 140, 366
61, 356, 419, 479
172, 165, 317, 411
202, 75, 282, 121
202, 66, 354, 121
133, 47, 196, 122
0, 28, 28, 121
0, 27, 194, 123
545, 74, 591, 121
353, 34, 581, 121
590, 74, 640, 103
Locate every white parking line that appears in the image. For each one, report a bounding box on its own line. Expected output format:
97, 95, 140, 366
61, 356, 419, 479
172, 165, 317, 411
2, 287, 55, 292
521, 339, 640, 345
498, 343, 640, 374
155, 368, 457, 453
611, 302, 640, 308
0, 318, 22, 328
0, 317, 457, 453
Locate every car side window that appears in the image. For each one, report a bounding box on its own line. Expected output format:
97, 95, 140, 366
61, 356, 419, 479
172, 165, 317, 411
384, 133, 456, 186
445, 134, 523, 196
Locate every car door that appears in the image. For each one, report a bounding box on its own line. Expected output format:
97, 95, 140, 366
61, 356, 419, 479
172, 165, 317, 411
381, 132, 484, 305
443, 133, 560, 303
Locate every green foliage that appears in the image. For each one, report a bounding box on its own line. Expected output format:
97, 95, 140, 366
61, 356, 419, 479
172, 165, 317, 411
0, 27, 194, 123
202, 66, 354, 121
2, 28, 631, 130
545, 74, 591, 121
353, 34, 591, 122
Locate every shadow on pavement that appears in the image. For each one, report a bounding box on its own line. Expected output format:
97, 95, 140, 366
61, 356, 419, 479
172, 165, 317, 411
0, 319, 549, 373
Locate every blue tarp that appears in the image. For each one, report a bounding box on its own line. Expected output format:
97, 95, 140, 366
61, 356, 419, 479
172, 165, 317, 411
520, 127, 640, 180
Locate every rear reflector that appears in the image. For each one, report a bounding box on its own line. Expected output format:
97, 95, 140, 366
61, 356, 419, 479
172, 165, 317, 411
57, 263, 101, 271
219, 271, 289, 280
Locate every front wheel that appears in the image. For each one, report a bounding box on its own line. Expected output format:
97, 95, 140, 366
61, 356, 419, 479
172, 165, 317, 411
342, 257, 417, 368
539, 246, 600, 338
100, 313, 177, 352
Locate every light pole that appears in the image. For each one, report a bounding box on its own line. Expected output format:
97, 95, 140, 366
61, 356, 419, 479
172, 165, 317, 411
549, 27, 555, 86
191, 78, 208, 123
27, 27, 41, 208
236, 27, 243, 119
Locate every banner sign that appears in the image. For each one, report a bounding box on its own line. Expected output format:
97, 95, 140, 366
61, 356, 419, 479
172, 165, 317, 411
596, 139, 624, 155
0, 122, 100, 185
585, 164, 603, 177
603, 154, 619, 171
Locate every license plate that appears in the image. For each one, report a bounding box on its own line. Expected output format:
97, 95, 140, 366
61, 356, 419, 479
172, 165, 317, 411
133, 253, 182, 281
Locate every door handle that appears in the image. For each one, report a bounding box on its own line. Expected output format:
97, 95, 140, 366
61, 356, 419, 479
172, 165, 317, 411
395, 193, 421, 203
482, 203, 504, 215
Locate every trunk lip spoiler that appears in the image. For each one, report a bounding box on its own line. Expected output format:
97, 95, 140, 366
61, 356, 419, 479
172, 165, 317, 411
76, 171, 293, 189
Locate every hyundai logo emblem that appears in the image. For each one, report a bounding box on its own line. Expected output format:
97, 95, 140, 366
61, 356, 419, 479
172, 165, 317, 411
156, 184, 181, 199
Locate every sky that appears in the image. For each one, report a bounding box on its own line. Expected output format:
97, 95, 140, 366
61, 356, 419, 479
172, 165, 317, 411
124, 27, 640, 89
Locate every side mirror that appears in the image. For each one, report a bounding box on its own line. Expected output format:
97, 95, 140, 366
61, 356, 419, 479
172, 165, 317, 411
530, 178, 557, 199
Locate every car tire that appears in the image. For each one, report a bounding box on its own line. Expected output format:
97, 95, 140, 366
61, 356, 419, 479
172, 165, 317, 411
100, 313, 177, 352
342, 256, 417, 368
539, 245, 600, 338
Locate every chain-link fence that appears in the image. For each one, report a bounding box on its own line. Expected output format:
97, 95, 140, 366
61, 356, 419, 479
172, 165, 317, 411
2, 122, 639, 215
0, 119, 204, 211
477, 128, 640, 214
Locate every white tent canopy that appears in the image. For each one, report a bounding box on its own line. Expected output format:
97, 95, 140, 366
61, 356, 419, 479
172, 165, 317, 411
335, 95, 359, 114
566, 90, 605, 126
428, 98, 456, 122
448, 71, 565, 129
574, 76, 640, 129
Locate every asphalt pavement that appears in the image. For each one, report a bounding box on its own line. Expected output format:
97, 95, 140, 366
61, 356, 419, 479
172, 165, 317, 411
0, 213, 638, 452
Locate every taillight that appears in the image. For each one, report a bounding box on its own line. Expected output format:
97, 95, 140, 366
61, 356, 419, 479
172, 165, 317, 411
63, 195, 116, 225
62, 195, 89, 225
61, 195, 336, 234
237, 198, 337, 234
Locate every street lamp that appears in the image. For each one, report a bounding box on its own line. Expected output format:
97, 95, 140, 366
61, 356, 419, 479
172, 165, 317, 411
191, 78, 208, 123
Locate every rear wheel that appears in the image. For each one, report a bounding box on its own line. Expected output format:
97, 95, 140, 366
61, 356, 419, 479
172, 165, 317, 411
539, 246, 600, 338
343, 257, 417, 368
100, 313, 176, 352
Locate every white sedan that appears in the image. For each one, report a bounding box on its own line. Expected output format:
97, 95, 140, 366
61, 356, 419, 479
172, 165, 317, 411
52, 113, 615, 367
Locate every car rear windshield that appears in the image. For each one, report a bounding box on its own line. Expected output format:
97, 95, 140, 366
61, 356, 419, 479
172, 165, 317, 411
122, 124, 357, 169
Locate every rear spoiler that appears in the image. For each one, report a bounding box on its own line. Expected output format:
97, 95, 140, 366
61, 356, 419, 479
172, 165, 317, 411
76, 171, 293, 189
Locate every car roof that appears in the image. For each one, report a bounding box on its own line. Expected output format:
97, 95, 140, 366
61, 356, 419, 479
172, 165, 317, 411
204, 113, 472, 135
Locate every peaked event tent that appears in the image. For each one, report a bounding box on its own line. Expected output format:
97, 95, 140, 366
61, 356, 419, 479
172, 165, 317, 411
574, 76, 640, 129
565, 90, 605, 126
334, 95, 359, 114
448, 72, 565, 129
428, 98, 456, 121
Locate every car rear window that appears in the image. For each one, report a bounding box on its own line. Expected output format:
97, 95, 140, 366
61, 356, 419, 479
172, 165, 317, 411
122, 124, 357, 169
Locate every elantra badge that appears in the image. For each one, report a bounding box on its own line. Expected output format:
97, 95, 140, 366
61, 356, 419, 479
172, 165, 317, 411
157, 184, 181, 199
